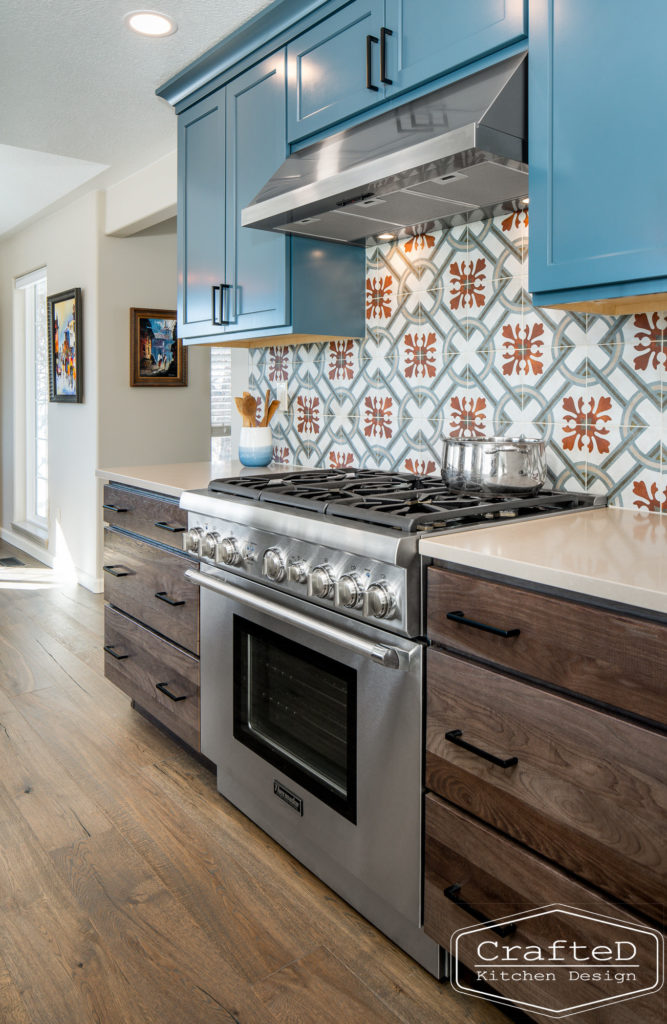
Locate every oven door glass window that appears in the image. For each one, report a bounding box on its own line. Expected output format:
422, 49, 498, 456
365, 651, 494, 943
233, 616, 357, 823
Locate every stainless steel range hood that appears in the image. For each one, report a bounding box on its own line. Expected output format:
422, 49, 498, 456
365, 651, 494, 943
242, 52, 527, 246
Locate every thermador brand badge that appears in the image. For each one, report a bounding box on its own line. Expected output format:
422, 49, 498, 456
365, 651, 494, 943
273, 780, 303, 816
451, 904, 663, 1018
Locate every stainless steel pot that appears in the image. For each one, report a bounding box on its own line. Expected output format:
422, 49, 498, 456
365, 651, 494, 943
441, 436, 547, 496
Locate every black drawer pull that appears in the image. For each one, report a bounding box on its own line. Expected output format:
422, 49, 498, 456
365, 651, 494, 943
155, 591, 185, 607
380, 26, 392, 84
212, 283, 232, 325
102, 503, 129, 513
444, 884, 516, 937
446, 610, 520, 639
156, 681, 187, 702
445, 729, 518, 769
154, 521, 186, 533
103, 564, 134, 578
366, 34, 379, 91
104, 644, 129, 661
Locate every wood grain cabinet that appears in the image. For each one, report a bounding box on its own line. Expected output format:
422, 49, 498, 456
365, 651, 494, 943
424, 564, 666, 1020
103, 482, 201, 751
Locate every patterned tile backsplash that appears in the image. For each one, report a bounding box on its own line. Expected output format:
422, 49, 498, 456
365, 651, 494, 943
246, 212, 666, 513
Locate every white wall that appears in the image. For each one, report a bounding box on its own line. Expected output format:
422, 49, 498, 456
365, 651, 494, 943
0, 191, 100, 587
0, 189, 211, 590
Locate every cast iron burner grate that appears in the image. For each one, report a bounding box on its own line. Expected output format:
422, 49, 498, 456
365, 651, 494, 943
208, 470, 600, 533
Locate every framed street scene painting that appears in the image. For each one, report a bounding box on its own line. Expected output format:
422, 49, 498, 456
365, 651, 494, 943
48, 287, 82, 402
130, 308, 187, 387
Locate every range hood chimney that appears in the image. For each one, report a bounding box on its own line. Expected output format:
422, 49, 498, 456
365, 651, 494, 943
242, 52, 527, 246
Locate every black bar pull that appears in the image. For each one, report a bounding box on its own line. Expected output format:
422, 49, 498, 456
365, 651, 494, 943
446, 729, 518, 769
104, 644, 129, 661
103, 564, 134, 578
444, 885, 516, 937
446, 610, 520, 639
366, 34, 379, 90
156, 681, 187, 702
102, 503, 129, 513
211, 284, 220, 325
154, 521, 186, 533
220, 283, 232, 325
380, 26, 392, 84
155, 591, 185, 607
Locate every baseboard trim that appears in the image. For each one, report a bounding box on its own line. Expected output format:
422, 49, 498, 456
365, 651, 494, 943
77, 571, 104, 594
0, 526, 53, 566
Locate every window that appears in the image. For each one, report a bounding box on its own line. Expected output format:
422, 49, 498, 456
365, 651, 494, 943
16, 268, 48, 529
211, 348, 232, 461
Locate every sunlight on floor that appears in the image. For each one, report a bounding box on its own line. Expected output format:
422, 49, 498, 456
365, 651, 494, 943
0, 523, 79, 590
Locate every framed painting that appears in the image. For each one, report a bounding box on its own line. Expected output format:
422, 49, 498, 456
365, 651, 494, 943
130, 308, 187, 387
48, 288, 83, 402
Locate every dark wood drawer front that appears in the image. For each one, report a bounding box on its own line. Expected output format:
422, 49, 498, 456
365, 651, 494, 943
424, 794, 663, 1024
104, 528, 198, 654
103, 483, 187, 549
426, 648, 666, 913
427, 566, 666, 724
104, 606, 199, 750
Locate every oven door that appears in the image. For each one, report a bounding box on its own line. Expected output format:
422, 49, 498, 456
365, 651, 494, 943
186, 566, 427, 936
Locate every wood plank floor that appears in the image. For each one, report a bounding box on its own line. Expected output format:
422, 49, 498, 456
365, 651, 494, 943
0, 540, 520, 1024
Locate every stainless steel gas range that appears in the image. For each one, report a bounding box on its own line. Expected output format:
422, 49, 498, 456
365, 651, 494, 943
180, 469, 603, 978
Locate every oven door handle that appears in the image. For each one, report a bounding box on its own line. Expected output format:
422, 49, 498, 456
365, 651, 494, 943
185, 568, 413, 670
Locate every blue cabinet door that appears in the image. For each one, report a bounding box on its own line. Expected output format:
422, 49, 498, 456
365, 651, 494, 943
385, 0, 526, 94
177, 91, 227, 339
226, 52, 289, 333
529, 0, 667, 296
288, 0, 385, 142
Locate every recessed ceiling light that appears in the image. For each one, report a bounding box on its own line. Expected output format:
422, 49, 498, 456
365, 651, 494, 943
377, 232, 395, 240
124, 10, 178, 36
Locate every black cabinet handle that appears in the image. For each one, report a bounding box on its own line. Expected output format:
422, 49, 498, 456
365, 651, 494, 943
221, 283, 232, 325
102, 503, 129, 513
103, 564, 134, 578
154, 521, 186, 533
104, 644, 129, 661
444, 884, 516, 937
212, 283, 232, 326
366, 34, 379, 91
446, 729, 518, 769
155, 591, 185, 607
156, 681, 187, 702
446, 610, 520, 639
380, 26, 392, 84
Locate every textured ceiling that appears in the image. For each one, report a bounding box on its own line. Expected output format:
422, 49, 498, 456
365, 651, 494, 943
0, 0, 273, 236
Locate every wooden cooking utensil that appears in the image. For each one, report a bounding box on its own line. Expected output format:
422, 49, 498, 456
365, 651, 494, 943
265, 399, 280, 425
235, 393, 257, 426
262, 389, 271, 427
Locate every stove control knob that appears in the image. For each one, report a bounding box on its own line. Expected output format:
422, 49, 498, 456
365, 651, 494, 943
334, 573, 362, 609
263, 547, 286, 582
287, 559, 308, 584
307, 565, 334, 599
183, 526, 204, 554
200, 531, 221, 559
363, 582, 394, 619
219, 537, 241, 566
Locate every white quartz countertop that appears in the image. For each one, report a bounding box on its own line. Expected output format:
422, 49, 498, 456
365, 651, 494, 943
419, 507, 667, 616
96, 460, 285, 499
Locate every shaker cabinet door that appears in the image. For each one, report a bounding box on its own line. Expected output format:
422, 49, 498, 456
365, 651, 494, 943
177, 90, 227, 339
529, 0, 667, 297
225, 51, 289, 333
287, 0, 386, 142
386, 0, 526, 95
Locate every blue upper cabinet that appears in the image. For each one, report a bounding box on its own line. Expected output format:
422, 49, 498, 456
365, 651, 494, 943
177, 91, 227, 340
529, 0, 667, 307
288, 0, 527, 142
287, 0, 385, 143
225, 52, 289, 333
386, 0, 526, 96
